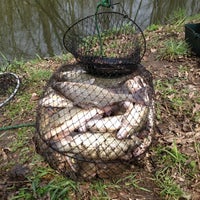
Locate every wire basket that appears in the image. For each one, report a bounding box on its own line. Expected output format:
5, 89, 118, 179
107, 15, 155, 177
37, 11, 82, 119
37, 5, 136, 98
34, 63, 154, 180
63, 12, 146, 76
0, 72, 20, 108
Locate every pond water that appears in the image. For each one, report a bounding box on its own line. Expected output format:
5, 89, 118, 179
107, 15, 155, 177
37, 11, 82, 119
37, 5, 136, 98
0, 0, 200, 64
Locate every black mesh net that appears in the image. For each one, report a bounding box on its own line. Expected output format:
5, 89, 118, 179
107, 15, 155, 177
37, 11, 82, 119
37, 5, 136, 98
0, 72, 20, 108
34, 64, 155, 180
63, 12, 146, 76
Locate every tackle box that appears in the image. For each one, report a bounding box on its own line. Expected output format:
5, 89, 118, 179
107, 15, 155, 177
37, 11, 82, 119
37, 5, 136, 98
185, 23, 200, 56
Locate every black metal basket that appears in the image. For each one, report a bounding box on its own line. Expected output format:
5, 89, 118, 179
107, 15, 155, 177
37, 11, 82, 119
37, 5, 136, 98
63, 12, 146, 76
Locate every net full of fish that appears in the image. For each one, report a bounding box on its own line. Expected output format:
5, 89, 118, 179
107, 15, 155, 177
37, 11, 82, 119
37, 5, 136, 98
39, 73, 149, 154
36, 67, 153, 178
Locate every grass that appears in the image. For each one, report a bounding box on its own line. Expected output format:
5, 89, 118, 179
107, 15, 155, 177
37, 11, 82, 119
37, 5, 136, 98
145, 8, 197, 62
153, 142, 198, 200
10, 170, 154, 199
152, 61, 200, 199
154, 64, 200, 124
11, 167, 77, 200
155, 172, 184, 199
90, 180, 109, 199
166, 8, 186, 26
5, 92, 34, 119
146, 24, 160, 32
156, 142, 188, 172
157, 39, 189, 61
155, 77, 183, 112
118, 174, 151, 192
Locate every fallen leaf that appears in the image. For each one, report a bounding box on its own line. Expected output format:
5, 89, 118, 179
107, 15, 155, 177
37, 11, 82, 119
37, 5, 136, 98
150, 48, 157, 53
31, 93, 39, 101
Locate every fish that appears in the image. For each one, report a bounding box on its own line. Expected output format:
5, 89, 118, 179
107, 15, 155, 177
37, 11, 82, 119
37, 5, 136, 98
44, 107, 103, 140
57, 67, 128, 88
42, 107, 82, 139
39, 87, 73, 108
52, 81, 136, 108
125, 75, 147, 92
51, 132, 141, 160
59, 70, 95, 84
116, 76, 150, 139
132, 99, 155, 157
85, 115, 123, 133
34, 131, 79, 174
38, 107, 58, 134
125, 76, 150, 105
116, 102, 149, 139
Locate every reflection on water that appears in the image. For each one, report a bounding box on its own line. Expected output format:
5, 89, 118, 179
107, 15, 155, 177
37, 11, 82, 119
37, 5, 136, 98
0, 0, 199, 63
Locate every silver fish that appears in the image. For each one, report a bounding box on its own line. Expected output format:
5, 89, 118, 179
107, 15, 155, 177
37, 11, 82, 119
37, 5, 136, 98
42, 107, 81, 139
116, 102, 149, 139
59, 70, 95, 84
39, 87, 73, 108
38, 107, 58, 134
51, 132, 141, 160
52, 81, 136, 108
86, 115, 123, 133
132, 99, 155, 157
44, 107, 103, 140
58, 68, 128, 88
125, 75, 147, 92
125, 76, 150, 105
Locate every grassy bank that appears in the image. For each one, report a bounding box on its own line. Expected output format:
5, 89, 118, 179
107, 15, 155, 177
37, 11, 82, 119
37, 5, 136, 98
0, 11, 199, 200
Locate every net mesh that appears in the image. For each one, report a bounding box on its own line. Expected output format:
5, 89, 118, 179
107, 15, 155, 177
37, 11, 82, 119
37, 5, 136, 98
34, 63, 154, 180
0, 72, 20, 108
63, 12, 146, 76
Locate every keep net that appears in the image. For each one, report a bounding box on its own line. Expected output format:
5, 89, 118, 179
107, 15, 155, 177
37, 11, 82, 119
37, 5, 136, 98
34, 63, 155, 180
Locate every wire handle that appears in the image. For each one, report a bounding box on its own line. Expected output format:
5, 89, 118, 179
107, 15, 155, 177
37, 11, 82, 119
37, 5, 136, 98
95, 1, 129, 56
95, 1, 115, 56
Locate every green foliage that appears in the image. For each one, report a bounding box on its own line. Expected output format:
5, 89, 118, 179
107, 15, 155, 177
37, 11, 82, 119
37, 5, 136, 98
123, 23, 136, 34
27, 68, 52, 83
166, 8, 186, 26
186, 13, 200, 22
0, 52, 10, 72
5, 92, 34, 119
53, 53, 74, 62
119, 174, 151, 192
11, 167, 77, 200
155, 77, 186, 111
154, 142, 198, 199
155, 171, 184, 199
146, 24, 160, 31
159, 142, 187, 171
154, 65, 200, 124
158, 39, 189, 61
90, 180, 109, 199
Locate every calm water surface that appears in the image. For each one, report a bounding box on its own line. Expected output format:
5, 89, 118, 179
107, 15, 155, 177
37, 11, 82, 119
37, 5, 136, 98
0, 0, 199, 64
